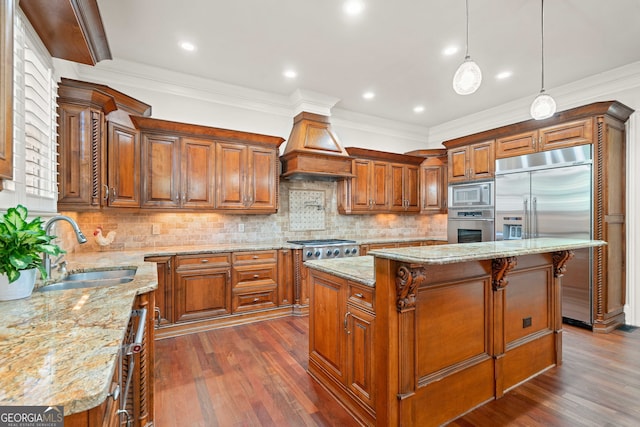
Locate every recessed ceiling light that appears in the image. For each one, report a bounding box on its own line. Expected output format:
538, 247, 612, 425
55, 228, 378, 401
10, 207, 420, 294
413, 105, 425, 113
283, 69, 297, 79
180, 41, 196, 52
443, 46, 459, 56
496, 71, 513, 80
343, 0, 365, 16
362, 91, 375, 100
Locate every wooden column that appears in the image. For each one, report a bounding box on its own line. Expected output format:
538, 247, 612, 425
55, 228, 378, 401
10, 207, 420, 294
491, 257, 517, 398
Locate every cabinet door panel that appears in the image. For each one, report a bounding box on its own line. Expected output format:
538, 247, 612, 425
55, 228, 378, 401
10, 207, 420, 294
248, 147, 276, 210
371, 161, 388, 210
108, 123, 140, 207
422, 165, 445, 211
175, 269, 230, 322
405, 164, 420, 211
539, 119, 592, 151
182, 137, 215, 209
141, 134, 179, 208
448, 148, 468, 182
469, 141, 494, 179
216, 142, 246, 209
496, 131, 537, 159
390, 164, 405, 210
347, 307, 375, 409
352, 159, 371, 210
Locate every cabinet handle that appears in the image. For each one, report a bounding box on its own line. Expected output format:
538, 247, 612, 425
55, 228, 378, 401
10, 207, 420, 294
103, 184, 109, 201
253, 274, 260, 278
253, 297, 260, 303
108, 384, 120, 402
344, 311, 351, 334
154, 307, 161, 328
201, 259, 209, 263
110, 187, 117, 203
182, 193, 186, 203
353, 293, 364, 299
252, 255, 259, 259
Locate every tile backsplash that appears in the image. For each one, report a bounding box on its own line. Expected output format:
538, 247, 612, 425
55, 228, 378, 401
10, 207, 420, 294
57, 180, 447, 253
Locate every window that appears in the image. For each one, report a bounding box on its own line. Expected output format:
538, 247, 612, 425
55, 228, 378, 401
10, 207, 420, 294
0, 9, 57, 213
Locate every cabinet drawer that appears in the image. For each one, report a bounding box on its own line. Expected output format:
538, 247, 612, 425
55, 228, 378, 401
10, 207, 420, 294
348, 284, 374, 312
232, 286, 277, 313
232, 250, 278, 265
232, 264, 277, 288
176, 253, 230, 270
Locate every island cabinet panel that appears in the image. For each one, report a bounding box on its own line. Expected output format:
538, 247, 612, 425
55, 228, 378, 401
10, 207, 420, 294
144, 255, 173, 325
309, 269, 376, 426
277, 249, 294, 306
174, 253, 231, 322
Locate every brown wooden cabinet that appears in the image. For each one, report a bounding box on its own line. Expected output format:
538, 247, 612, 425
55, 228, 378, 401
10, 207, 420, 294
141, 135, 215, 209
0, 0, 13, 184
215, 142, 278, 212
231, 250, 278, 313
339, 147, 423, 214
174, 253, 231, 322
144, 255, 173, 326
57, 79, 151, 210
309, 269, 376, 425
495, 118, 593, 159
447, 140, 494, 183
390, 163, 420, 212
277, 249, 294, 306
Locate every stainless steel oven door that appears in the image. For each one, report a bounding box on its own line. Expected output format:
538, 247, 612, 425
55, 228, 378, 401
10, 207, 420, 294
447, 218, 495, 244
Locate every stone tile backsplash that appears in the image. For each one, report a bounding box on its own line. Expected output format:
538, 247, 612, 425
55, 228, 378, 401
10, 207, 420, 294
57, 180, 447, 253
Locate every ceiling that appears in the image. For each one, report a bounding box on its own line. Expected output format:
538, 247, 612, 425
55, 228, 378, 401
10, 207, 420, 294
96, 0, 640, 128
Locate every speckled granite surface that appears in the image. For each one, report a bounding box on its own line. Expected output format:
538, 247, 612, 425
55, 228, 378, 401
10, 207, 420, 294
305, 256, 375, 287
369, 238, 606, 264
0, 251, 158, 415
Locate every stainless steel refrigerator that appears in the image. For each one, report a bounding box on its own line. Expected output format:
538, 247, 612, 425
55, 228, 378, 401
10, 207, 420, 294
495, 145, 593, 326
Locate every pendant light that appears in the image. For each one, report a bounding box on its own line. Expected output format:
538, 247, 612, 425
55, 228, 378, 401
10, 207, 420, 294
453, 0, 482, 95
530, 0, 556, 120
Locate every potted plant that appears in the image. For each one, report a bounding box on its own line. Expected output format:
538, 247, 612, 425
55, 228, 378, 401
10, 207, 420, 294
0, 204, 64, 300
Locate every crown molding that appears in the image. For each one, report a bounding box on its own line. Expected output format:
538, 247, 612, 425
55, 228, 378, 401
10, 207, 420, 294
428, 61, 640, 147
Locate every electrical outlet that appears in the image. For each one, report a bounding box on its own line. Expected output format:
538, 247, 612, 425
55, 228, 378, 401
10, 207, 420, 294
523, 316, 532, 328
238, 223, 245, 232
152, 224, 160, 235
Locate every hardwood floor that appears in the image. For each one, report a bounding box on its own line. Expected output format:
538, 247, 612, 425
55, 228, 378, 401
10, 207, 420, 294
155, 317, 640, 426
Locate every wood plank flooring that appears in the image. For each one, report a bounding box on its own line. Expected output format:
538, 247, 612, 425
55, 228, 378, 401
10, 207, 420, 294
155, 317, 640, 426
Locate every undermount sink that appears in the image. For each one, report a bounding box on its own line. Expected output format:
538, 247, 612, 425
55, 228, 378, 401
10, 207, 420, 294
38, 268, 136, 292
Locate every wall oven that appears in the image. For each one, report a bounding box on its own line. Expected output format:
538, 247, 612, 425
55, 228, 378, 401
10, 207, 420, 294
447, 209, 495, 243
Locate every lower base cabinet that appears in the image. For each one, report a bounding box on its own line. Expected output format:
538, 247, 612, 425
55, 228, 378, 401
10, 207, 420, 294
308, 269, 376, 425
65, 291, 155, 427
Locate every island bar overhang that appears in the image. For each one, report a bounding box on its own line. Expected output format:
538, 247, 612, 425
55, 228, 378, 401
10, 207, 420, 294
306, 238, 605, 427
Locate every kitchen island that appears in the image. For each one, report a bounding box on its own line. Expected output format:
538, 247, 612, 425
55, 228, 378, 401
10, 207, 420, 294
306, 238, 606, 427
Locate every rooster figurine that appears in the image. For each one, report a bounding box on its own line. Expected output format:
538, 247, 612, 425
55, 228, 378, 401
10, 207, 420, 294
93, 226, 116, 247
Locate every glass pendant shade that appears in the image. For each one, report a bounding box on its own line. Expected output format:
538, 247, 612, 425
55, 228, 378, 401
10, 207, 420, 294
530, 90, 556, 120
453, 57, 482, 95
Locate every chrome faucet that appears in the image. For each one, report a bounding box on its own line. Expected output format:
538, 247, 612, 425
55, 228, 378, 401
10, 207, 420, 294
43, 215, 88, 278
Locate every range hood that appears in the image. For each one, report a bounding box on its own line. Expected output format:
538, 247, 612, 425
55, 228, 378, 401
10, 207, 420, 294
280, 112, 354, 180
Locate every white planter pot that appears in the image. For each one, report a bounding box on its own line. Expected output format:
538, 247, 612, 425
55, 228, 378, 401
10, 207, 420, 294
0, 268, 37, 301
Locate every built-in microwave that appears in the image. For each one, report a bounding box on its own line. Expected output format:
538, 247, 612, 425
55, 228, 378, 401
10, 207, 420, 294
448, 180, 494, 208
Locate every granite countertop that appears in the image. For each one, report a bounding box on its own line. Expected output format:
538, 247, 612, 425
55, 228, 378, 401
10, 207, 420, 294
305, 256, 375, 287
369, 238, 606, 265
0, 251, 157, 415
358, 237, 447, 245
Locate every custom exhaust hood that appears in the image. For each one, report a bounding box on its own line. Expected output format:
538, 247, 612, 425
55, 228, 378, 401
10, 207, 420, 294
280, 112, 354, 180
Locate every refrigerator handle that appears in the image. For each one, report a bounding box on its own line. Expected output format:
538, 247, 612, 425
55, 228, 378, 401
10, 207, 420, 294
533, 196, 538, 238
523, 197, 529, 239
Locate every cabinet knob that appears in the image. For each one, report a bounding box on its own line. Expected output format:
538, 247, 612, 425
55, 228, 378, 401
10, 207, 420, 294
252, 255, 259, 259
253, 297, 260, 303
200, 259, 209, 263
354, 293, 364, 299
253, 274, 260, 278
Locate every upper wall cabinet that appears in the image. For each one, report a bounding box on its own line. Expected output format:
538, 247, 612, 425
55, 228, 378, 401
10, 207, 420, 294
57, 78, 151, 210
495, 119, 593, 159
338, 147, 423, 214
446, 140, 494, 183
406, 149, 448, 214
131, 116, 284, 214
20, 0, 111, 65
0, 0, 13, 185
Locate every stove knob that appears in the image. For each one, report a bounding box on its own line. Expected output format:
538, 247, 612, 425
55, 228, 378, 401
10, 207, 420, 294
306, 251, 313, 258
352, 248, 358, 254
333, 249, 340, 256
326, 249, 333, 256
314, 250, 321, 257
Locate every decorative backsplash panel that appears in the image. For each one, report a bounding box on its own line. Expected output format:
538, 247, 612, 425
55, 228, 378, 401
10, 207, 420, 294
289, 189, 326, 231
